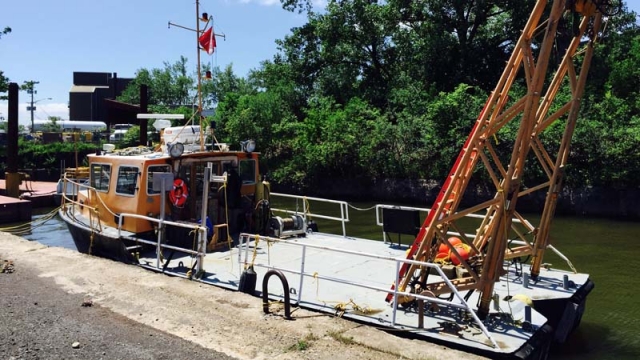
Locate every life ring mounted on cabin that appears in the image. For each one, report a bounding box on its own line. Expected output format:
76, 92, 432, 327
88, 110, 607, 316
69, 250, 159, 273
169, 178, 189, 207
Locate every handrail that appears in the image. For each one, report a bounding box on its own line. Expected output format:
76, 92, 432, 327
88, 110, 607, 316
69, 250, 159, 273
239, 233, 500, 349
373, 203, 575, 274
375, 204, 529, 250
117, 212, 207, 269
60, 175, 91, 206
61, 171, 208, 269
60, 176, 97, 220
270, 192, 350, 237
510, 240, 577, 273
115, 213, 205, 238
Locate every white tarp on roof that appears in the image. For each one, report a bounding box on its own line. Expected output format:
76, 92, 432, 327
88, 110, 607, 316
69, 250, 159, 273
163, 125, 200, 144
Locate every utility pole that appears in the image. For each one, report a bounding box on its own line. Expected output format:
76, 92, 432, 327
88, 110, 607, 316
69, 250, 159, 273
23, 80, 39, 133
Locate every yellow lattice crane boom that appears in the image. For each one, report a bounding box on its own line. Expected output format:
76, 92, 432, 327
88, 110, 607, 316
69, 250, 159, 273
388, 0, 614, 319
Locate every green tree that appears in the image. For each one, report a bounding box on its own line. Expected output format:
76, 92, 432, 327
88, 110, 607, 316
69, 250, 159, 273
214, 85, 296, 164
274, 0, 535, 111
43, 116, 62, 132
0, 121, 26, 133
274, 1, 395, 109
574, 3, 640, 187
202, 64, 253, 106
118, 56, 196, 107
0, 26, 12, 100
122, 126, 141, 148
0, 71, 9, 100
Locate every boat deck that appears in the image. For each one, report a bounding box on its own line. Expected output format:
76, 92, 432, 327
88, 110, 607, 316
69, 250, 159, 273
138, 231, 589, 356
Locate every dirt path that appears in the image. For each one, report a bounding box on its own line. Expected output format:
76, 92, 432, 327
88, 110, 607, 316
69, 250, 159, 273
0, 232, 487, 360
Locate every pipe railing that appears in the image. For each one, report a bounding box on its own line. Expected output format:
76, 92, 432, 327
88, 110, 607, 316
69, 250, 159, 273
256, 194, 574, 274
375, 204, 528, 244
116, 212, 207, 271
270, 192, 350, 237
238, 233, 500, 349
61, 173, 208, 271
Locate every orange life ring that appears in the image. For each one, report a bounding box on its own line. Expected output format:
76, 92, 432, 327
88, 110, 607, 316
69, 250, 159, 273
169, 178, 188, 207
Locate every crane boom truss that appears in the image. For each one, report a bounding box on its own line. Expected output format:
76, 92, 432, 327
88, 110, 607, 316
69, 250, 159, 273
388, 0, 604, 319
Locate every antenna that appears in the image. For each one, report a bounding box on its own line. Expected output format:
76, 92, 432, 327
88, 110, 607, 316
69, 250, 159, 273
168, 0, 225, 151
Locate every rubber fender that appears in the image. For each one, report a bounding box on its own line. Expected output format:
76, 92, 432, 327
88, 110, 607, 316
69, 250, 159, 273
239, 266, 257, 295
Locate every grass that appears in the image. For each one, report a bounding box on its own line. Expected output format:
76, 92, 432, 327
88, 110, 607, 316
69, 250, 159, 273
327, 330, 355, 345
288, 340, 309, 351
287, 332, 319, 352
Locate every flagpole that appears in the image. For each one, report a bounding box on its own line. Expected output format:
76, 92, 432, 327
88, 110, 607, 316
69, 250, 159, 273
196, 0, 204, 151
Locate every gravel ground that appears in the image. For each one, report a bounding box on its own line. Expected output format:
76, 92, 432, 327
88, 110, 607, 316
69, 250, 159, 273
0, 259, 234, 360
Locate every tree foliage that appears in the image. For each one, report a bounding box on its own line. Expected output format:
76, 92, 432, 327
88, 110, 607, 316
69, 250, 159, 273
42, 116, 62, 132
0, 26, 11, 100
118, 56, 196, 107
119, 2, 640, 192
0, 71, 9, 101
122, 125, 141, 148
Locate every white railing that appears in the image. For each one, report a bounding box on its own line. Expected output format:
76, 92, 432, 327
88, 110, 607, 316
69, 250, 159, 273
116, 212, 207, 272
374, 204, 576, 271
60, 173, 208, 273
238, 233, 500, 349
270, 192, 350, 237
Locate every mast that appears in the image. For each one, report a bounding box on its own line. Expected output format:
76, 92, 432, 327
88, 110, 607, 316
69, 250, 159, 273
196, 0, 204, 151
169, 1, 224, 151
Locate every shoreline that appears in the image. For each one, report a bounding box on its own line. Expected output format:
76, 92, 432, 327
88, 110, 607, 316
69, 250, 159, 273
0, 232, 486, 360
274, 179, 640, 220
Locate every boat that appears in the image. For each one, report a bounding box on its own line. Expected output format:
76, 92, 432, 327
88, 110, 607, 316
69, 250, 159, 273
59, 0, 607, 358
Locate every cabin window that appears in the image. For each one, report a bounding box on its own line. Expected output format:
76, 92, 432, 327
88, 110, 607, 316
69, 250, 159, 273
238, 159, 256, 185
147, 165, 171, 195
115, 166, 139, 196
90, 164, 111, 192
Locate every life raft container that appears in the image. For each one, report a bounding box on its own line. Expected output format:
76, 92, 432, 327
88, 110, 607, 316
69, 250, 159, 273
169, 178, 188, 207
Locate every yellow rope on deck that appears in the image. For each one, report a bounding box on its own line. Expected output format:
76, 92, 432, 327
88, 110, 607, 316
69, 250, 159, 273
310, 271, 383, 317
334, 299, 384, 317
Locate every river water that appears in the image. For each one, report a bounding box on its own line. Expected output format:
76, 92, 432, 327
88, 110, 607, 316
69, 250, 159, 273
13, 204, 640, 359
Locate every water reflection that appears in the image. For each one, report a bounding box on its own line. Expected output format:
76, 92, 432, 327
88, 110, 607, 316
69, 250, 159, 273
13, 207, 75, 249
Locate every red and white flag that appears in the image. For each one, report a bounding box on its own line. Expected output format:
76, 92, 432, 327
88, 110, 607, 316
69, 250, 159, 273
198, 26, 216, 55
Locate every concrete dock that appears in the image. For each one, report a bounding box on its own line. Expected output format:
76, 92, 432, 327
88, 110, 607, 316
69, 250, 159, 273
0, 179, 57, 224
0, 232, 486, 360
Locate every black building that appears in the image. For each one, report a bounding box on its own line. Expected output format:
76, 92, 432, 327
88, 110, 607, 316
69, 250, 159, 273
69, 72, 132, 122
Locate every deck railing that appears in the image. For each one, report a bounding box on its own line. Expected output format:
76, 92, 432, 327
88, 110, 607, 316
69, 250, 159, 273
60, 175, 103, 233
238, 232, 500, 349
270, 192, 350, 237
60, 173, 208, 273
373, 204, 575, 271
115, 212, 207, 272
